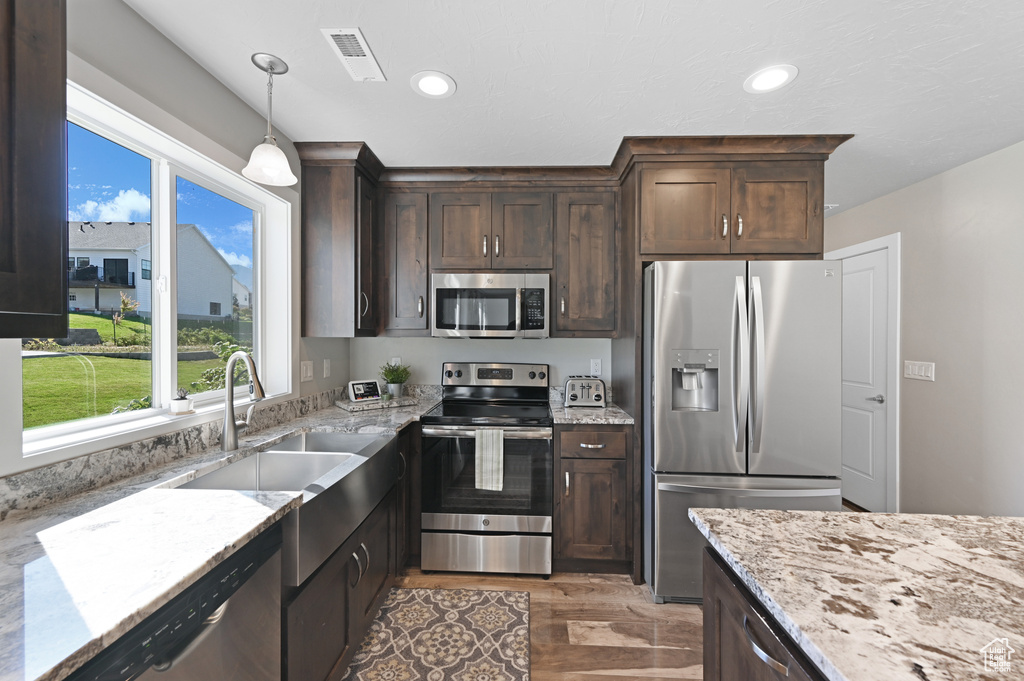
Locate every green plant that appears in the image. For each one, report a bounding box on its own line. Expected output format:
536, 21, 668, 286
174, 388, 190, 400
189, 340, 253, 393
379, 361, 411, 384
23, 338, 61, 351
111, 395, 151, 414
111, 292, 141, 346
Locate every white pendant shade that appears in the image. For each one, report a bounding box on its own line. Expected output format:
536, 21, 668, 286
242, 138, 297, 186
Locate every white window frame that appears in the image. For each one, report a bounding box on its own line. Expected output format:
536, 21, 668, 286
15, 82, 293, 467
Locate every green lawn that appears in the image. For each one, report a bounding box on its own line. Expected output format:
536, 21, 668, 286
67, 312, 151, 343
22, 356, 221, 429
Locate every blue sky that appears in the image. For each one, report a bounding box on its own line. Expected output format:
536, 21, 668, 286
68, 122, 254, 268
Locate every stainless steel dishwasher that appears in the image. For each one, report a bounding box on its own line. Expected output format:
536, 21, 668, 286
68, 523, 282, 681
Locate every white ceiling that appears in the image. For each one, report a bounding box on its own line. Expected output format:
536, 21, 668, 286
123, 0, 1024, 213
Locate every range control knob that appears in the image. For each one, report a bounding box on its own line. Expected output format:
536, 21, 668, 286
538, 371, 546, 379
528, 371, 536, 379
455, 370, 463, 378
445, 370, 454, 378
569, 393, 578, 401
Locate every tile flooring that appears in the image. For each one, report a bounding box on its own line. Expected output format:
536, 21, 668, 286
397, 569, 704, 680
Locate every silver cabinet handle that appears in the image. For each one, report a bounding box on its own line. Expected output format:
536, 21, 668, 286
359, 542, 369, 579
743, 615, 790, 676
495, 234, 500, 257
565, 471, 570, 497
737, 213, 743, 237
867, 394, 886, 404
561, 297, 566, 315
417, 296, 424, 318
483, 235, 487, 256
361, 291, 369, 317
722, 214, 729, 238
351, 551, 363, 586
398, 451, 407, 479
579, 442, 606, 449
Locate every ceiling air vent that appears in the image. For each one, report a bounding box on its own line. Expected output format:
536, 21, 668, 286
321, 28, 386, 82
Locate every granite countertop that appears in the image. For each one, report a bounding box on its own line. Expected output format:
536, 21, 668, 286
549, 401, 634, 425
0, 398, 437, 681
689, 508, 1024, 681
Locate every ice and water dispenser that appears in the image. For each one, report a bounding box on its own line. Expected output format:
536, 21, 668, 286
670, 349, 719, 411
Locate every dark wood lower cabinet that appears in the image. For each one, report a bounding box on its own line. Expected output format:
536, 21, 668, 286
395, 423, 421, 570
704, 548, 826, 681
284, 489, 396, 681
554, 425, 630, 573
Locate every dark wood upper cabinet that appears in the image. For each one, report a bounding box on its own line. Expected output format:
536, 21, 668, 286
490, 192, 553, 269
640, 161, 824, 256
0, 0, 68, 339
553, 191, 617, 337
300, 164, 378, 337
383, 192, 429, 333
429, 192, 491, 269
429, 191, 552, 270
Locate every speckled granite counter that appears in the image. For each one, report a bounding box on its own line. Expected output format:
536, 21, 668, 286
689, 508, 1024, 681
0, 398, 437, 681
549, 401, 633, 425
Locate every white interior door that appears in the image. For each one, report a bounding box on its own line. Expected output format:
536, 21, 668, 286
827, 234, 901, 512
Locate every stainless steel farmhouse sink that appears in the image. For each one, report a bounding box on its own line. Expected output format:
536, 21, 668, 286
179, 431, 396, 588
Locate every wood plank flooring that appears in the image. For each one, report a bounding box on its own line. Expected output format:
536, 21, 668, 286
397, 569, 703, 680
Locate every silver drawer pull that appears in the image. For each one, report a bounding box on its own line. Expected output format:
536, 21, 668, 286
483, 235, 487, 256
361, 291, 369, 317
565, 471, 570, 496
417, 296, 424, 318
579, 442, 606, 449
737, 213, 744, 237
398, 451, 407, 479
722, 214, 728, 238
743, 615, 789, 676
351, 552, 363, 586
495, 235, 500, 257
359, 543, 369, 579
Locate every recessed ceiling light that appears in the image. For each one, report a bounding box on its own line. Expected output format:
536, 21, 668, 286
411, 71, 457, 99
743, 64, 798, 94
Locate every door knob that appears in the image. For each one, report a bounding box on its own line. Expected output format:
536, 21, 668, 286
867, 394, 885, 404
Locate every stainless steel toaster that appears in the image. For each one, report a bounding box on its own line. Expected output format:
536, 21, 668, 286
563, 376, 606, 407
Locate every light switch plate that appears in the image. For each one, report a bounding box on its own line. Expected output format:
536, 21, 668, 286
904, 360, 935, 381
300, 361, 314, 382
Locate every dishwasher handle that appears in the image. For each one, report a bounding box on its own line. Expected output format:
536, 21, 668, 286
657, 482, 841, 498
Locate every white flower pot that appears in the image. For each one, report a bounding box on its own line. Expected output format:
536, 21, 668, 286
169, 398, 193, 414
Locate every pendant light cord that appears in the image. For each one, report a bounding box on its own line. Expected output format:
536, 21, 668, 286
265, 69, 274, 141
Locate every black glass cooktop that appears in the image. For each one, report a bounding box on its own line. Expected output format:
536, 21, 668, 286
420, 400, 553, 427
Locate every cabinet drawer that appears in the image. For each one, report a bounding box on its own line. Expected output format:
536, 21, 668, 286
559, 430, 627, 459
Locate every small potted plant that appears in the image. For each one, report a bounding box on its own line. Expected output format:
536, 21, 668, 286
169, 388, 193, 414
379, 361, 411, 399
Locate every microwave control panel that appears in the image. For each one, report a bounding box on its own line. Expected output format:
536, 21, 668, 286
522, 288, 546, 330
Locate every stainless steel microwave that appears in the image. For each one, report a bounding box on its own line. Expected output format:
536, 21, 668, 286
430, 273, 549, 338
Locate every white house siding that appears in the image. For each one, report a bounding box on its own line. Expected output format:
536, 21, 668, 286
135, 243, 153, 316
175, 225, 234, 320
67, 248, 147, 314
231, 278, 251, 309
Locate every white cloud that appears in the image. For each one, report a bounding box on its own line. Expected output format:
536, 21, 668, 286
229, 221, 253, 235
69, 188, 150, 222
218, 249, 252, 268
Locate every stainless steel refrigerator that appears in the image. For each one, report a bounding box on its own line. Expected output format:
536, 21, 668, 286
643, 260, 843, 603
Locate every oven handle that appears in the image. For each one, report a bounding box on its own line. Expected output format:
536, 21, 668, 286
421, 426, 552, 440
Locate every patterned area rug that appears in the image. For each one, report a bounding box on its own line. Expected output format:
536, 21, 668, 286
342, 588, 530, 681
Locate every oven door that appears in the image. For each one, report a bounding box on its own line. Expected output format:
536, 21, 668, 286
421, 425, 553, 533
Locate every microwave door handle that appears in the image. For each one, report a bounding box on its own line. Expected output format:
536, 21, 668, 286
516, 288, 522, 332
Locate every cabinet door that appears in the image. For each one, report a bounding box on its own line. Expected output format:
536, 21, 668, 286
383, 192, 429, 332
302, 165, 357, 337
640, 167, 731, 255
0, 0, 68, 338
356, 173, 377, 335
553, 192, 616, 336
558, 457, 627, 562
730, 163, 823, 255
491, 192, 553, 269
429, 192, 491, 269
284, 542, 356, 681
350, 490, 395, 636
703, 549, 824, 681
395, 428, 413, 570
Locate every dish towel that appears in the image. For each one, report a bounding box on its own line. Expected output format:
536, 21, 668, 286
475, 428, 504, 491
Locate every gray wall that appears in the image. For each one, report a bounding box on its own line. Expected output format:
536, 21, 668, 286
824, 139, 1024, 516
350, 337, 612, 389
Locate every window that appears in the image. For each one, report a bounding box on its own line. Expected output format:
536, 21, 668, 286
14, 83, 292, 470
68, 258, 74, 270
69, 293, 77, 302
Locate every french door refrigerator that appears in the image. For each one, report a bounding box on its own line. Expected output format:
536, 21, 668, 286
643, 260, 842, 603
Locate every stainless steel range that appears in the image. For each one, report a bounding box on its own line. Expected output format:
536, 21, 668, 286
420, 362, 553, 575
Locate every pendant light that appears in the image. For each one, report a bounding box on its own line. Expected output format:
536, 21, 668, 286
242, 53, 298, 187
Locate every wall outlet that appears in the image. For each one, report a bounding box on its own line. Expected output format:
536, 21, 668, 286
590, 359, 602, 376
391, 356, 402, 365
904, 360, 935, 381
300, 361, 314, 382
323, 359, 331, 378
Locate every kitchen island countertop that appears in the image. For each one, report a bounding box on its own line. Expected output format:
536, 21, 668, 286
689, 507, 1024, 681
0, 398, 437, 681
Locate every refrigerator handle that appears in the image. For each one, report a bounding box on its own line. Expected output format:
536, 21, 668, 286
733, 276, 750, 453
657, 482, 841, 497
750, 276, 767, 454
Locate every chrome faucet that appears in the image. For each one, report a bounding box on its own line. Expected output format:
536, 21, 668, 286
222, 350, 266, 451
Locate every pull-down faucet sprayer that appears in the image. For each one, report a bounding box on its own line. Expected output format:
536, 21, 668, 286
222, 350, 266, 451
